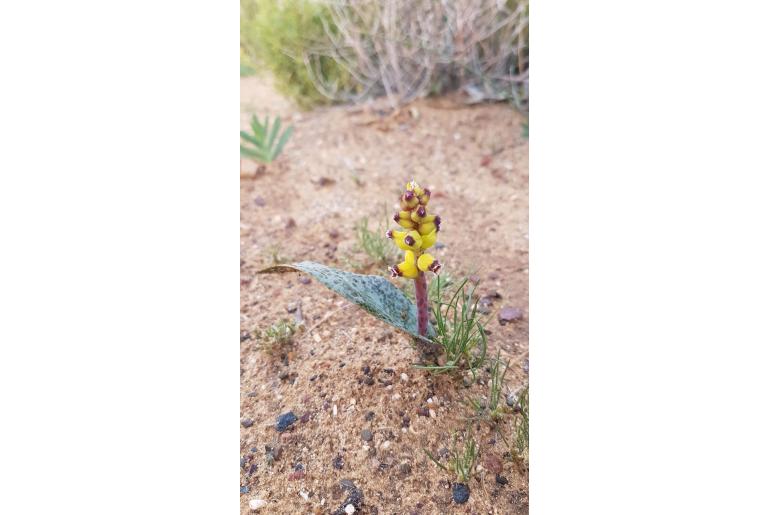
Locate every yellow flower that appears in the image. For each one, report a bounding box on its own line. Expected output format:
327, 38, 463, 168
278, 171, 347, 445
417, 253, 441, 273
387, 229, 422, 251
389, 250, 419, 278
394, 210, 418, 229
419, 229, 437, 250
388, 179, 441, 277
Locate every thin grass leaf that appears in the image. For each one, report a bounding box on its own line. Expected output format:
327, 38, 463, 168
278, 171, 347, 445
272, 124, 293, 159
266, 117, 282, 159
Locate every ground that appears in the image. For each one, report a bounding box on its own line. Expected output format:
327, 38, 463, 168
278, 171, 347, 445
240, 75, 529, 514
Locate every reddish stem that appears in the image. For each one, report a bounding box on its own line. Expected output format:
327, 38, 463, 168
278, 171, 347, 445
415, 272, 429, 337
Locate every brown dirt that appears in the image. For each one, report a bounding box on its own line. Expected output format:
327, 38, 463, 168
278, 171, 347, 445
240, 75, 529, 514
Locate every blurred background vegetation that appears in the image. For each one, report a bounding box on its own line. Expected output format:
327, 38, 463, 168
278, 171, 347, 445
241, 0, 528, 111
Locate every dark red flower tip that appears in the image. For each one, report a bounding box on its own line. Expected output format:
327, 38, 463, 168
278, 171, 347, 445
404, 235, 415, 246
393, 213, 400, 223
429, 260, 442, 273
385, 230, 393, 239
404, 191, 415, 201
389, 266, 401, 278
416, 206, 426, 218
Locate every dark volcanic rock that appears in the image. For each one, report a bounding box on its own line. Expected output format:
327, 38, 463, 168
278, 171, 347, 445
452, 483, 470, 504
275, 411, 298, 432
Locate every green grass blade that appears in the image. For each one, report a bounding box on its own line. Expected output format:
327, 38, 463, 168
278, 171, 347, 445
272, 124, 293, 159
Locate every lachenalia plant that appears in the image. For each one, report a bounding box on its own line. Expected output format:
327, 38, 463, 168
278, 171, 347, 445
259, 179, 443, 359
386, 180, 441, 340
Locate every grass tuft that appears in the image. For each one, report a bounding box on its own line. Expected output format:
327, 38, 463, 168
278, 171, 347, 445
415, 278, 487, 376
470, 351, 510, 422
424, 430, 479, 483
355, 216, 397, 266
512, 384, 529, 463
257, 320, 297, 355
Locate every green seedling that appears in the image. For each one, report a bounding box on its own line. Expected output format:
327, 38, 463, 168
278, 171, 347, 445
424, 430, 479, 486
240, 114, 293, 163
470, 351, 510, 422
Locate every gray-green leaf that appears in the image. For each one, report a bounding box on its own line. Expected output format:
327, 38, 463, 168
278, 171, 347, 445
259, 261, 432, 338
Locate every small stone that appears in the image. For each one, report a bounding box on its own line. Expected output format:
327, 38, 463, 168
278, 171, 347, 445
364, 376, 375, 386
333, 404, 338, 417
417, 407, 430, 417
506, 393, 518, 407
278, 370, 289, 381
400, 373, 409, 382
241, 456, 247, 469
344, 504, 355, 514
299, 276, 311, 285
253, 196, 266, 207
399, 463, 412, 476
333, 455, 344, 470
381, 440, 391, 450
249, 498, 267, 510
361, 429, 373, 442
300, 489, 310, 501
240, 331, 251, 342
241, 418, 254, 428
364, 411, 375, 421
429, 409, 436, 418
240, 485, 249, 494
300, 412, 311, 423
434, 241, 446, 250
285, 217, 296, 229
452, 483, 470, 504
495, 474, 509, 485
275, 411, 298, 432
498, 306, 524, 325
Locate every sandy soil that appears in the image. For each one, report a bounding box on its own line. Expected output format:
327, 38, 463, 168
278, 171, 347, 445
240, 75, 529, 514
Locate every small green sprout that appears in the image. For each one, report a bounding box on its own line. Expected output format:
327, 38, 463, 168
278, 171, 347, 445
355, 216, 398, 267
470, 351, 510, 422
424, 430, 479, 483
240, 114, 293, 163
512, 384, 529, 464
257, 320, 297, 355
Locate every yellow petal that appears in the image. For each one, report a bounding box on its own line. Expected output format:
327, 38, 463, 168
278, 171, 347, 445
420, 229, 437, 249
394, 230, 422, 251
417, 253, 441, 273
418, 221, 436, 235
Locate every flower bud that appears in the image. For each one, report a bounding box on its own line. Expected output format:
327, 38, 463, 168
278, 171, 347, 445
420, 229, 437, 250
417, 253, 441, 274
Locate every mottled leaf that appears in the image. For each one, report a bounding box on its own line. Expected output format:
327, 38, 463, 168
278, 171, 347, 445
259, 261, 432, 338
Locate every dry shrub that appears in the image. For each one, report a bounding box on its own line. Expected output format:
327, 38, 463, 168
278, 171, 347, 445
306, 0, 529, 108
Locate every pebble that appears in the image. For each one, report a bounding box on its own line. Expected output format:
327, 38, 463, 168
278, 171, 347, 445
241, 418, 254, 428
332, 455, 344, 470
299, 276, 311, 285
300, 490, 310, 501
275, 411, 298, 432
249, 498, 267, 510
364, 411, 375, 421
452, 483, 470, 504
498, 306, 524, 325
381, 440, 391, 450
416, 407, 430, 417
240, 485, 249, 494
506, 392, 518, 407
361, 429, 373, 442
344, 504, 356, 514
240, 331, 251, 342
495, 474, 509, 485
429, 409, 436, 418
400, 373, 409, 382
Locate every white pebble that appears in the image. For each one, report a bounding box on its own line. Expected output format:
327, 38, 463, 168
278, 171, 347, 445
382, 440, 391, 449
350, 398, 356, 405
429, 409, 436, 418
427, 398, 433, 404
400, 373, 409, 382
392, 393, 401, 400
249, 498, 267, 510
299, 490, 310, 501
333, 404, 338, 417
344, 504, 356, 514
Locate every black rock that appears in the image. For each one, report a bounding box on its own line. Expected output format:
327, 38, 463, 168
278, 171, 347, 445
364, 376, 375, 386
365, 411, 375, 421
452, 483, 470, 504
276, 411, 298, 432
241, 418, 254, 428
361, 429, 373, 442
240, 331, 251, 342
495, 474, 509, 485
332, 455, 344, 470
332, 480, 363, 515
240, 485, 249, 494
240, 456, 247, 469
